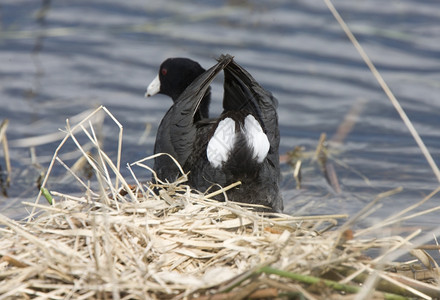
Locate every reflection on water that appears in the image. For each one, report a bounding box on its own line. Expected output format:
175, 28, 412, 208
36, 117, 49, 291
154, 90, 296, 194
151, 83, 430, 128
0, 0, 440, 226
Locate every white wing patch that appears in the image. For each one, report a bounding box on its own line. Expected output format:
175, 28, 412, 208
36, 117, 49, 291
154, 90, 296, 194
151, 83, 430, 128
207, 118, 237, 168
243, 115, 269, 163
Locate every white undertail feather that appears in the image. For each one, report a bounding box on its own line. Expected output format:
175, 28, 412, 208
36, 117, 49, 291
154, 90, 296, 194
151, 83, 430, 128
207, 115, 269, 168
243, 115, 270, 163
207, 117, 237, 168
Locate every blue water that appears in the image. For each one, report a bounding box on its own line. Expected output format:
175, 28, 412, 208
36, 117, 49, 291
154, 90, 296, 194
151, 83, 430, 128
1, 0, 439, 236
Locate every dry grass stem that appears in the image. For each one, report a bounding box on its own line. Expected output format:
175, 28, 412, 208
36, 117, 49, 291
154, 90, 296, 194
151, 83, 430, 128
324, 0, 440, 182
0, 119, 11, 184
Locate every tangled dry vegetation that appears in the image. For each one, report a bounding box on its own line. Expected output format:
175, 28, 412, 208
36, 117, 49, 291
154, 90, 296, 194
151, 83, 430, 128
0, 107, 439, 300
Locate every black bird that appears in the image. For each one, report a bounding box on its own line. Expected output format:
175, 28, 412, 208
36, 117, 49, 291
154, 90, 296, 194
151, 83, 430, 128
146, 55, 283, 212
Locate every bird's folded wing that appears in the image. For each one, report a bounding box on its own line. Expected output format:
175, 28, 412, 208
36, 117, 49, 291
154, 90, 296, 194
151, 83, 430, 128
170, 54, 234, 164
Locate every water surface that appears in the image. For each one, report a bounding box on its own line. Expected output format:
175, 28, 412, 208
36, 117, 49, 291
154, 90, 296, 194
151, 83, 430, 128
1, 1, 439, 234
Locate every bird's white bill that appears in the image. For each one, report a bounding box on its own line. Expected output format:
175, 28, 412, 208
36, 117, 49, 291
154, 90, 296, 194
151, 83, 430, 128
145, 74, 160, 98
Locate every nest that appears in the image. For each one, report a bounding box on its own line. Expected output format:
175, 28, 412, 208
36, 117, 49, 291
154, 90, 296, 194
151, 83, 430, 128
1, 106, 439, 299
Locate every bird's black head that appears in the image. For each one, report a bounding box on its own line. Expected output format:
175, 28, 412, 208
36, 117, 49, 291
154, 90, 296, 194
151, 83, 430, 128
146, 58, 206, 102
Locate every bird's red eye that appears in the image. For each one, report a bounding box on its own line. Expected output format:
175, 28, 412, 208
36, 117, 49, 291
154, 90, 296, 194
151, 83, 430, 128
161, 68, 167, 76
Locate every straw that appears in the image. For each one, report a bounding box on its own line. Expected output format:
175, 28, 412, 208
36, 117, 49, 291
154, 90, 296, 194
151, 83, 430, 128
1, 106, 438, 299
